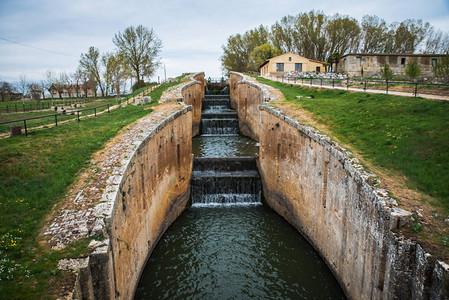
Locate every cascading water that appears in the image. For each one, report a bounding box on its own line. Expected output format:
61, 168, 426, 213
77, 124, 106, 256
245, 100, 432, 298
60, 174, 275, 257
201, 96, 239, 135
191, 157, 261, 205
191, 94, 261, 206
135, 86, 346, 299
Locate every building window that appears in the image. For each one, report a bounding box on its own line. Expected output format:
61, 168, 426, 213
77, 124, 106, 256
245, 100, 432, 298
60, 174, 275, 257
295, 63, 302, 72
401, 57, 406, 65
316, 66, 321, 72
276, 63, 284, 71
289, 57, 292, 61
432, 58, 438, 68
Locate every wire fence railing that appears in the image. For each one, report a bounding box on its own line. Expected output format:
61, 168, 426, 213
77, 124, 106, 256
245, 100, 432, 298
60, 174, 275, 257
275, 76, 449, 98
0, 85, 156, 139
0, 99, 93, 114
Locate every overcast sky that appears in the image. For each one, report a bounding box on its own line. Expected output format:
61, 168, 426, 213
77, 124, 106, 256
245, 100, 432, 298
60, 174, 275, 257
0, 0, 448, 86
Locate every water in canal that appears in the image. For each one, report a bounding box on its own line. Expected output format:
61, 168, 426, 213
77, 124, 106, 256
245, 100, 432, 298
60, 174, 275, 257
134, 94, 346, 299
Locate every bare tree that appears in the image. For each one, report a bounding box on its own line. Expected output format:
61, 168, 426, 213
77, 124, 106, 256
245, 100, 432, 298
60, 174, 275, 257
113, 25, 162, 88
18, 73, 27, 104
0, 81, 14, 101
425, 29, 449, 54
102, 52, 114, 95
28, 83, 42, 102
72, 69, 83, 98
80, 46, 105, 97
46, 70, 56, 104
39, 80, 47, 100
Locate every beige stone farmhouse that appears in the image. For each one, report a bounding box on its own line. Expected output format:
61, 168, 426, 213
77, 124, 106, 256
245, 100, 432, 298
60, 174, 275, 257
337, 53, 445, 78
259, 53, 325, 76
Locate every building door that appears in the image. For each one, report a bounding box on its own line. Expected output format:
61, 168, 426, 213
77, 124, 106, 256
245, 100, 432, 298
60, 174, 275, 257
295, 63, 302, 72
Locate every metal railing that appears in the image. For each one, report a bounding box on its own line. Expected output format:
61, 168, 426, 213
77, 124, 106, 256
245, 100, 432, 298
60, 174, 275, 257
276, 76, 449, 98
0, 85, 156, 138
0, 99, 91, 114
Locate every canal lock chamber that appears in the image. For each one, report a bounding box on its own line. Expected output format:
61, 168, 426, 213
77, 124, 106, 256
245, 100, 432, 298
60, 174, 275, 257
134, 89, 346, 299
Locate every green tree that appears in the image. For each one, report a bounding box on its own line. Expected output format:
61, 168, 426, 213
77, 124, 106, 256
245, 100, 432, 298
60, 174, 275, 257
405, 59, 422, 81
385, 19, 431, 53
247, 43, 283, 72
325, 14, 360, 59
221, 25, 270, 74
270, 16, 296, 53
360, 15, 388, 53
292, 10, 328, 61
380, 63, 394, 80
80, 46, 105, 97
113, 25, 162, 86
103, 53, 130, 96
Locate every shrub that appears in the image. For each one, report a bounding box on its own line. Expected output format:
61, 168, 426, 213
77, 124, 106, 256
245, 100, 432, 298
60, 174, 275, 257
405, 60, 422, 81
380, 63, 394, 81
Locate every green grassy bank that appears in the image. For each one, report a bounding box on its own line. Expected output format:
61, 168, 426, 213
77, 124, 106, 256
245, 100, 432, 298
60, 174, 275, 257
254, 76, 449, 211
0, 78, 183, 299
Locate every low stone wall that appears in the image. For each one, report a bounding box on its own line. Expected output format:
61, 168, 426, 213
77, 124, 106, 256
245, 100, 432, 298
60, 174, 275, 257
230, 72, 449, 299
160, 72, 205, 136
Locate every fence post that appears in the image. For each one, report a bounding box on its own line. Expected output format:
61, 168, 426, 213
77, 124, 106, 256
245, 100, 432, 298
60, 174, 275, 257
386, 80, 389, 94
24, 120, 28, 136
364, 81, 367, 92
55, 115, 58, 126
107, 104, 110, 113
302, 78, 304, 85
321, 79, 323, 87
310, 78, 313, 86
347, 78, 349, 90
77, 111, 80, 122
294, 77, 296, 84
332, 79, 335, 87
94, 107, 96, 117
415, 83, 418, 97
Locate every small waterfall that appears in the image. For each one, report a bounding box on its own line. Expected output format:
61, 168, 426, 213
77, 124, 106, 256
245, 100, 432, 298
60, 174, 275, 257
202, 96, 231, 111
192, 94, 261, 206
191, 157, 261, 205
201, 112, 239, 135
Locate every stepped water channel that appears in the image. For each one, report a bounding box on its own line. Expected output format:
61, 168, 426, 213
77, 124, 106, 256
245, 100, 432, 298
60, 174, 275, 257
135, 93, 346, 299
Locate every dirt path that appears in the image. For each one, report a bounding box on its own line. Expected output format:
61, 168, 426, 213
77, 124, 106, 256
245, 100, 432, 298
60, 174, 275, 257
268, 75, 449, 101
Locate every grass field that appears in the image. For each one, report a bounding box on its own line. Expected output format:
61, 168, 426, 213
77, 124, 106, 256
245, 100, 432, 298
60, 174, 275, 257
0, 78, 182, 298
254, 76, 449, 211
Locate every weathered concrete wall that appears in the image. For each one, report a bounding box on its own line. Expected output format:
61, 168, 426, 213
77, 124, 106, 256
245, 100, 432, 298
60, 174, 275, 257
69, 105, 193, 300
161, 72, 205, 136
338, 54, 441, 78
230, 72, 279, 141
231, 72, 449, 299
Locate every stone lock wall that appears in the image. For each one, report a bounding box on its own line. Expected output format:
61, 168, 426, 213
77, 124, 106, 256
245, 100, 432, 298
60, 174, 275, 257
161, 72, 205, 136
109, 108, 193, 299
230, 72, 449, 299
68, 73, 205, 299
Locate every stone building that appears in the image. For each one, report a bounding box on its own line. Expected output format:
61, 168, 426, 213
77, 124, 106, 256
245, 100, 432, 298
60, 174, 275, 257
337, 53, 444, 78
259, 53, 325, 76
